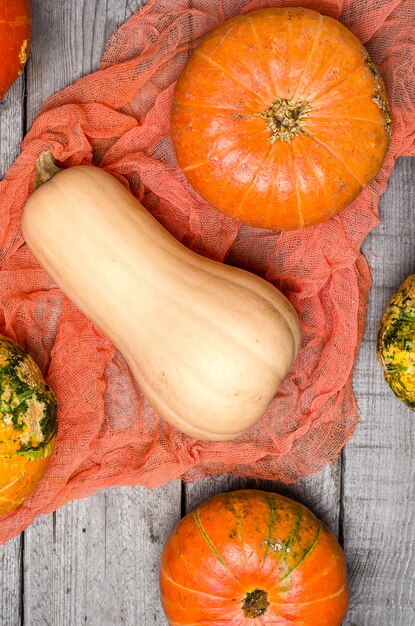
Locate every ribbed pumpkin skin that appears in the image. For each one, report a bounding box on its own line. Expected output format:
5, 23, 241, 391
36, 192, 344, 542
171, 7, 391, 231
0, 338, 57, 516
377, 275, 415, 409
160, 490, 348, 625
0, 0, 31, 100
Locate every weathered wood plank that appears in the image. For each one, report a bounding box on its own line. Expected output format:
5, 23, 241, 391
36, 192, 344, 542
343, 157, 415, 626
0, 532, 22, 626
24, 485, 180, 626
0, 74, 24, 177
26, 0, 144, 126
101, 485, 180, 625
0, 75, 25, 626
23, 3, 180, 626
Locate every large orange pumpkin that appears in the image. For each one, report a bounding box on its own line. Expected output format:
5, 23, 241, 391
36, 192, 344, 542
171, 7, 391, 230
0, 0, 31, 100
160, 490, 348, 625
0, 337, 57, 516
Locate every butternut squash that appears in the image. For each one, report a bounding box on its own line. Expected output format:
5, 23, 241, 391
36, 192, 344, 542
22, 153, 301, 441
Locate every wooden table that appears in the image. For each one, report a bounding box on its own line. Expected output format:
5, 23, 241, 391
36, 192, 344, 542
0, 2, 414, 624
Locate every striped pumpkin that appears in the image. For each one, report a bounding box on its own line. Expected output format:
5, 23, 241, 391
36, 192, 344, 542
160, 490, 348, 625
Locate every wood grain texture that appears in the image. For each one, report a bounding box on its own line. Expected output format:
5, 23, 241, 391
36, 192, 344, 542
0, 73, 25, 626
0, 75, 24, 177
343, 157, 415, 626
24, 485, 181, 626
26, 0, 145, 127
0, 533, 22, 626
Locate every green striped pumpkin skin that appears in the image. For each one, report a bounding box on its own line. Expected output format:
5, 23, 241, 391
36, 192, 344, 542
160, 490, 348, 625
377, 275, 415, 409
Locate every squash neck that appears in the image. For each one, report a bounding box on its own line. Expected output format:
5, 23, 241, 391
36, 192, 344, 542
35, 151, 62, 189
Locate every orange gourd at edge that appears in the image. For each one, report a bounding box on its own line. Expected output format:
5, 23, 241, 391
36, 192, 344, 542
0, 0, 31, 100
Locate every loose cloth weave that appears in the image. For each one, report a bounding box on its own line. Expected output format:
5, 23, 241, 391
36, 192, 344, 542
0, 0, 414, 543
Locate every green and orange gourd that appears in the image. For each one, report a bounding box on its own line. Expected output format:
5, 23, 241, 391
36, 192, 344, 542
0, 337, 57, 516
377, 275, 415, 409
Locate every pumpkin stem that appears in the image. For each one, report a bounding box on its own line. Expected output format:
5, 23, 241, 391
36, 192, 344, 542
242, 589, 270, 618
261, 98, 311, 144
35, 151, 62, 189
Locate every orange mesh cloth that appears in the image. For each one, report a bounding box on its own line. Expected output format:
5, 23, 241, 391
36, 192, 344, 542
0, 0, 414, 543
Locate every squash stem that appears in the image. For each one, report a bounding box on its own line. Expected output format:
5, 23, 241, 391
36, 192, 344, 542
35, 151, 62, 189
261, 97, 311, 144
242, 588, 270, 618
